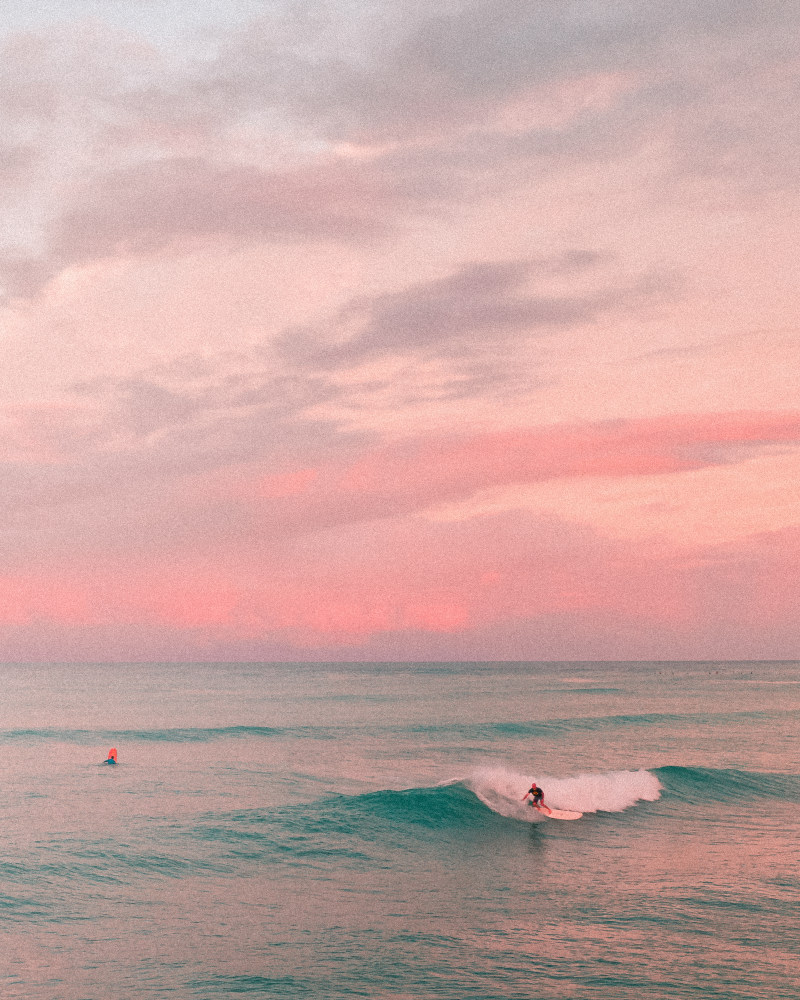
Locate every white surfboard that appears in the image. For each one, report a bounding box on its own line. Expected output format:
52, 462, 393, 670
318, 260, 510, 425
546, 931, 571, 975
534, 805, 583, 820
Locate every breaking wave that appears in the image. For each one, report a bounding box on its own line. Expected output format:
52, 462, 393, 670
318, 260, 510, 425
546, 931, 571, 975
462, 766, 662, 823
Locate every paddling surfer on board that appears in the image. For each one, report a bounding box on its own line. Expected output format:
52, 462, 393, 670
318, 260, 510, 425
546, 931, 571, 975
522, 782, 550, 814
103, 748, 118, 765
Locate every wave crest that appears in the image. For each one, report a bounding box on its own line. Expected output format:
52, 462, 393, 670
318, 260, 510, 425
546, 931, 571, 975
463, 766, 662, 822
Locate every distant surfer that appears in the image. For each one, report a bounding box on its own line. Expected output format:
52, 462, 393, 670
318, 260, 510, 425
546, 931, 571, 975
522, 782, 550, 814
103, 747, 118, 765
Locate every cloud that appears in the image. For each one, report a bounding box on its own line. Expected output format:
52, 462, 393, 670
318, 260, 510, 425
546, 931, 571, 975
2, 2, 797, 299
222, 0, 799, 150
58, 156, 393, 248
4, 507, 800, 660
0, 4, 797, 664
0, 351, 372, 559
0, 141, 37, 184
5, 364, 798, 553
278, 254, 671, 369
248, 410, 800, 536
1, 156, 405, 298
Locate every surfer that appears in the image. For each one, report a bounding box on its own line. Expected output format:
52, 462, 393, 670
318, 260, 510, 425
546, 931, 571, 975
522, 782, 549, 812
103, 747, 118, 765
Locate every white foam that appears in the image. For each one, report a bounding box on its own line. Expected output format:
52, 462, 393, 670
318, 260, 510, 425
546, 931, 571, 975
463, 765, 662, 823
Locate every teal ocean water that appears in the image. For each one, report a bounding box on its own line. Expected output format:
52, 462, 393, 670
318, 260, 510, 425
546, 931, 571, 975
1, 661, 798, 999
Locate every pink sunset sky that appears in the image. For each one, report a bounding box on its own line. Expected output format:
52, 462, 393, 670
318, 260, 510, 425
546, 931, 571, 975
1, 1, 799, 661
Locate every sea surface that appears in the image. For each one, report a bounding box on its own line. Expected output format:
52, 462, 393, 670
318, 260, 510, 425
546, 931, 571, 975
0, 660, 798, 999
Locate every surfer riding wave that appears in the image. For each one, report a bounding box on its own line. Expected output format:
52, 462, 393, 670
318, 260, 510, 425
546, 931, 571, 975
522, 782, 551, 815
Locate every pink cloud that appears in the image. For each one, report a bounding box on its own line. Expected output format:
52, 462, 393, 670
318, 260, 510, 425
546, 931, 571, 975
1, 409, 799, 659
258, 467, 318, 499
0, 571, 239, 630
1, 399, 103, 462
248, 410, 800, 533
0, 575, 93, 626
213, 518, 800, 652
3, 509, 799, 657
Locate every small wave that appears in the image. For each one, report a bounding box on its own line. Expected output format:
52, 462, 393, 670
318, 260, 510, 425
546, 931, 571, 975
316, 783, 497, 835
187, 785, 502, 859
405, 710, 785, 741
0, 726, 289, 744
463, 766, 661, 822
654, 766, 800, 805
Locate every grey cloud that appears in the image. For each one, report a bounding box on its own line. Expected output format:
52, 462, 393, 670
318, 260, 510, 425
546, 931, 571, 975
111, 378, 201, 436
279, 254, 662, 369
1, 1, 796, 300
0, 141, 38, 183
54, 157, 384, 255
0, 255, 59, 299
353, 262, 594, 349
226, 0, 798, 143
217, 0, 800, 207
3, 247, 582, 520
69, 360, 352, 445
0, 156, 396, 298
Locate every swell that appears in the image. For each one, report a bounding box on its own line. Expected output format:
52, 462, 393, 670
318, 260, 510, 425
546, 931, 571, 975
0, 725, 303, 744
190, 784, 507, 858
0, 842, 235, 911
653, 765, 800, 805
322, 782, 496, 832
3, 708, 790, 745
406, 709, 794, 739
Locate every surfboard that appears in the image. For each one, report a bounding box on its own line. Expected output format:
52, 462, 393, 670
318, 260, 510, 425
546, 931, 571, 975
534, 805, 583, 820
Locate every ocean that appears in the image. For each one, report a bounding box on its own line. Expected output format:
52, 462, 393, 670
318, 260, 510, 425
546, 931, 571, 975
0, 660, 798, 999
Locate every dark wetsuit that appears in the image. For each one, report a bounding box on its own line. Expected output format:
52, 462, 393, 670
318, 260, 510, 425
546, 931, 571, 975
528, 786, 544, 805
